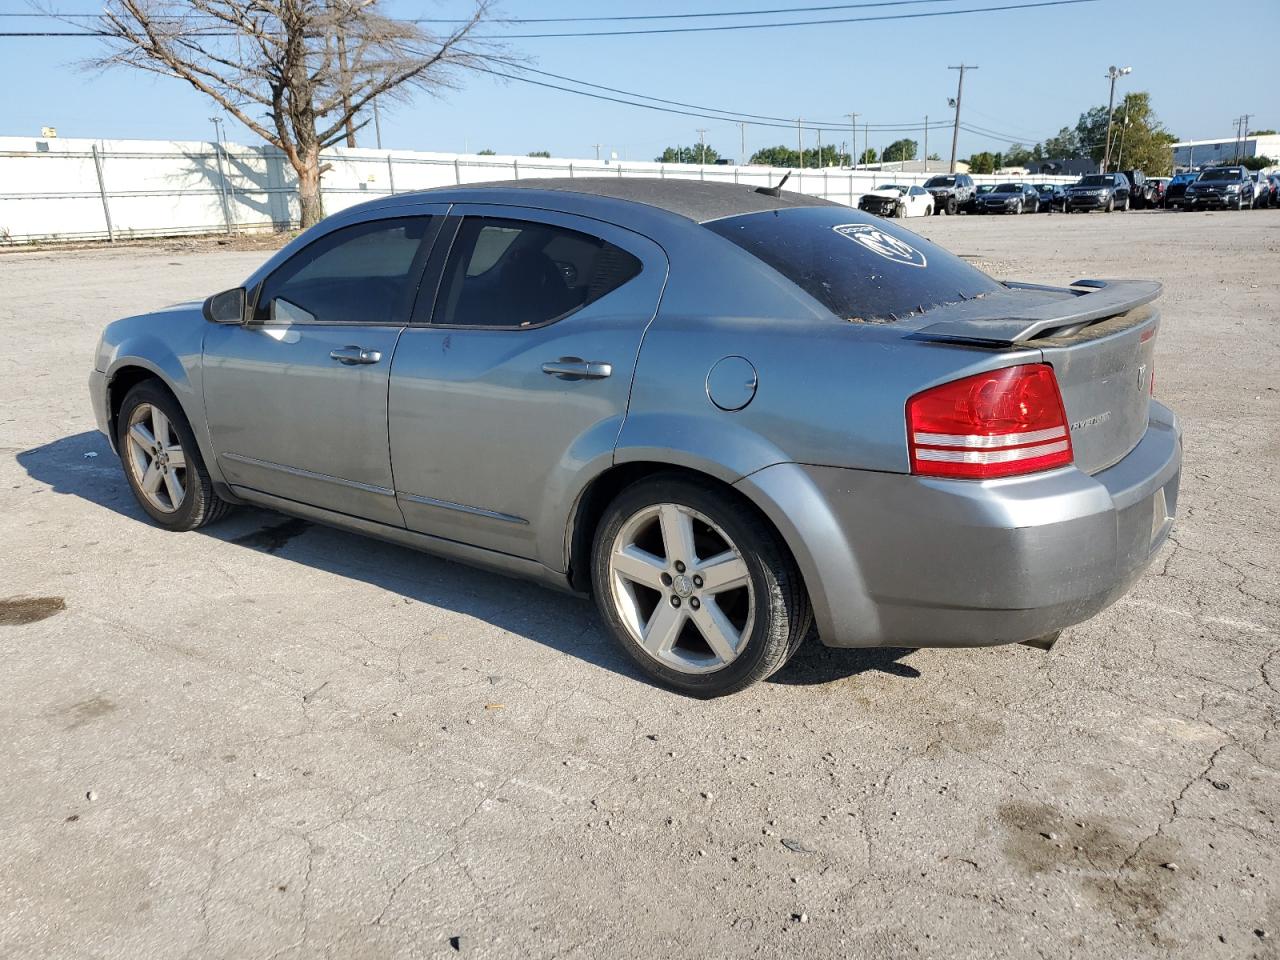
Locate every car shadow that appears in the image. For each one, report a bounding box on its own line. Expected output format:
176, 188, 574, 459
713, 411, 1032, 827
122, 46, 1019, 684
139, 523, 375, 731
17, 431, 921, 691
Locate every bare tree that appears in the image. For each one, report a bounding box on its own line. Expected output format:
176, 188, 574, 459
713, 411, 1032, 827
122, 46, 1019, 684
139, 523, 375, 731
82, 0, 506, 226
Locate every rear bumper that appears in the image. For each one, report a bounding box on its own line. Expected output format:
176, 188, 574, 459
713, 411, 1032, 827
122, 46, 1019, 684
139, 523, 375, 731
736, 401, 1182, 648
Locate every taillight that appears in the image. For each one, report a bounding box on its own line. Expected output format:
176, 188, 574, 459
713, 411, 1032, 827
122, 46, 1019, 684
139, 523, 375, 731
907, 364, 1073, 479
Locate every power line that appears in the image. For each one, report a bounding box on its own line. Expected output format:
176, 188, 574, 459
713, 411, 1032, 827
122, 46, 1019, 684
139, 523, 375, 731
0, 0, 1102, 39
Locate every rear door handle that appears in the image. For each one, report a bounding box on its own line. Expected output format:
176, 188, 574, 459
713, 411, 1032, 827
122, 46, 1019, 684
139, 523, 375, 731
541, 357, 612, 381
330, 345, 383, 365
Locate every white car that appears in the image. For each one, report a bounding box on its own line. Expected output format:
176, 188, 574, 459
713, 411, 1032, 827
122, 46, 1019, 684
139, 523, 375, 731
857, 183, 934, 218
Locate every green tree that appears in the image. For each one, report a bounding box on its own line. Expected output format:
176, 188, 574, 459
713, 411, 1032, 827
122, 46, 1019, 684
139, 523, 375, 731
1241, 155, 1275, 171
1040, 126, 1082, 158
966, 151, 997, 174
858, 146, 879, 165
656, 144, 721, 164
749, 145, 798, 166
1250, 129, 1276, 136
477, 148, 496, 155
882, 138, 918, 163
526, 150, 550, 158
1001, 143, 1035, 168
1075, 92, 1175, 175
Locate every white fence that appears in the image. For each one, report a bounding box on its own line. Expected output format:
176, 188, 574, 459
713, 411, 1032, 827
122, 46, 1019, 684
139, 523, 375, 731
0, 135, 1078, 245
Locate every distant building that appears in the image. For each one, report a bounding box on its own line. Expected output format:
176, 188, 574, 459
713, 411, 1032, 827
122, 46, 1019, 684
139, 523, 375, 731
1172, 135, 1280, 171
859, 159, 969, 175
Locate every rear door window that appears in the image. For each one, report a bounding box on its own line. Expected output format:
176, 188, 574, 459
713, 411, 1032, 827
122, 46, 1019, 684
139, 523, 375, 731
433, 216, 643, 328
705, 206, 1002, 322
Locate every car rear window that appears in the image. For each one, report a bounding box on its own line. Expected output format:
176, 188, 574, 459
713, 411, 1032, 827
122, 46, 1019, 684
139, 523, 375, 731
704, 206, 1002, 322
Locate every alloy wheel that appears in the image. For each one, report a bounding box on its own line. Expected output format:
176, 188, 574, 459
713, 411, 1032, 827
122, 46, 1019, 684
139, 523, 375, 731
125, 402, 187, 513
607, 503, 755, 675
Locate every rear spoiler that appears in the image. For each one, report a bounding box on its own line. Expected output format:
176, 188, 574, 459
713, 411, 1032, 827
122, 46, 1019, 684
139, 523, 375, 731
912, 279, 1161, 346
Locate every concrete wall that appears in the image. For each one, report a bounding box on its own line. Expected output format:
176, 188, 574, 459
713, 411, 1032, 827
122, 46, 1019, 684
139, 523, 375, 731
0, 136, 1078, 244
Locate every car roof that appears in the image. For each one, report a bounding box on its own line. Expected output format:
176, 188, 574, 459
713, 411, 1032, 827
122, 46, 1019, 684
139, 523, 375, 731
406, 177, 840, 224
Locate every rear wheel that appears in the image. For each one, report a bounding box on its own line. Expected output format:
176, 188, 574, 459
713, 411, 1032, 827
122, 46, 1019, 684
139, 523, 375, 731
116, 381, 232, 531
591, 476, 811, 698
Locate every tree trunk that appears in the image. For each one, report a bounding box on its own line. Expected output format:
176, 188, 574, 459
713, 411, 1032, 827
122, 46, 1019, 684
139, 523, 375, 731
295, 147, 324, 228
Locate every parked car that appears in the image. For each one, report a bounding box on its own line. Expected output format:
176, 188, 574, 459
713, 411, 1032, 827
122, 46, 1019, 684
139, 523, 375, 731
1147, 177, 1169, 207
1184, 166, 1255, 210
1269, 175, 1280, 206
976, 182, 1040, 214
1118, 170, 1154, 208
1251, 171, 1273, 208
922, 173, 975, 215
1064, 173, 1132, 212
1163, 172, 1198, 209
1033, 183, 1067, 212
89, 179, 1181, 697
858, 183, 934, 218
964, 183, 996, 214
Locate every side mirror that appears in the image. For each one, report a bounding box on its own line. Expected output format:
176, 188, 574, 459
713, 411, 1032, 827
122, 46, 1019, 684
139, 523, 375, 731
203, 287, 247, 324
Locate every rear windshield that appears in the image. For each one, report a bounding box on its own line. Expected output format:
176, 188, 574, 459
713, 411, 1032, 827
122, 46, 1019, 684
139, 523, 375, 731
705, 206, 1002, 322
1077, 175, 1107, 186
925, 176, 956, 187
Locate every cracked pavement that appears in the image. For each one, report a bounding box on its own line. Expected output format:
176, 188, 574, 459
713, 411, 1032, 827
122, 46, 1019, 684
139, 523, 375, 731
1, 210, 1277, 958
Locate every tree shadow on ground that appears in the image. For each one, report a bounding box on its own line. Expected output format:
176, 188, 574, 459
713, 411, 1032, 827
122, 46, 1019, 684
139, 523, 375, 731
18, 431, 921, 693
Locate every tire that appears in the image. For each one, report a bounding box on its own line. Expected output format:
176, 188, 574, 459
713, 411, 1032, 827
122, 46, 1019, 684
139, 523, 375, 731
1013, 200, 1023, 215
591, 474, 811, 698
116, 380, 233, 531
1104, 196, 1114, 213
924, 205, 933, 217
946, 197, 958, 215
1121, 196, 1130, 212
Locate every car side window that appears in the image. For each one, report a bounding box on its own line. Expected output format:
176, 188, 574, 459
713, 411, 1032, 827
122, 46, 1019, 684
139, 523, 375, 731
255, 217, 435, 324
433, 216, 643, 329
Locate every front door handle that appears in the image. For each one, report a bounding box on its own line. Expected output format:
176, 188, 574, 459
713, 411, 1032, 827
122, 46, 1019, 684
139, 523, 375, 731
541, 357, 612, 381
330, 345, 382, 365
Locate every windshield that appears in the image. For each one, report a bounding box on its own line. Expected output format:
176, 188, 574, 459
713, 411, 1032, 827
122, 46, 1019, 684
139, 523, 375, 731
1077, 175, 1107, 186
1199, 168, 1242, 181
705, 206, 1002, 323
925, 176, 956, 187
877, 184, 907, 193
976, 185, 994, 194
994, 183, 1020, 192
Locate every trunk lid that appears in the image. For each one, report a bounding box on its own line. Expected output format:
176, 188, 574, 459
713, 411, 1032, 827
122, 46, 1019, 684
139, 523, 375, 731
909, 279, 1160, 474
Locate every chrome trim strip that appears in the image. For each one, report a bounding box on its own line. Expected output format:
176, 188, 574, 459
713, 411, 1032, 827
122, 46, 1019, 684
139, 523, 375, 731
915, 440, 1071, 464
399, 491, 529, 525
913, 426, 1066, 448
220, 452, 396, 497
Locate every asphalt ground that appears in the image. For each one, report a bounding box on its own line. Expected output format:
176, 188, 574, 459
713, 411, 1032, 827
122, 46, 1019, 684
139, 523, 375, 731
1, 207, 1277, 959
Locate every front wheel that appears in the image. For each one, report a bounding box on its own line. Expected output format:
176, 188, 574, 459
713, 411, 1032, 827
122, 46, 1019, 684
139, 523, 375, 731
1104, 196, 1114, 213
1013, 200, 1023, 215
591, 476, 811, 697
1121, 195, 1130, 211
116, 381, 233, 531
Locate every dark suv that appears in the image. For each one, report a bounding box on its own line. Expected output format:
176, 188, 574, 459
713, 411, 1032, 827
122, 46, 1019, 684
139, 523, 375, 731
1064, 173, 1132, 213
922, 173, 975, 215
1184, 167, 1255, 210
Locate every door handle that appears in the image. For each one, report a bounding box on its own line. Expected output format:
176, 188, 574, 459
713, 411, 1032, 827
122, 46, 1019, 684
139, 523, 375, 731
541, 357, 612, 381
330, 345, 382, 365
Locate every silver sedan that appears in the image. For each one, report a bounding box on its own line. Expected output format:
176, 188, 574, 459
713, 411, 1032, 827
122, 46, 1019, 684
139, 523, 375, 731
89, 179, 1182, 697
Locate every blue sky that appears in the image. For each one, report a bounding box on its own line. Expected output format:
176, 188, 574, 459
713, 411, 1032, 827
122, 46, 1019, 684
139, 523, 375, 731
1, 0, 1275, 161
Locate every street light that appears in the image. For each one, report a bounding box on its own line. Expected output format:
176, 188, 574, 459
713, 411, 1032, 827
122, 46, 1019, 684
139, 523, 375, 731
1101, 65, 1132, 173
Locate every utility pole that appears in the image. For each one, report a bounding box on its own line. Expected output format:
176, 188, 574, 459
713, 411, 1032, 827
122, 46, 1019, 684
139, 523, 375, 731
1116, 111, 1130, 170
846, 112, 858, 169
739, 122, 746, 165
592, 143, 603, 161
947, 64, 977, 173
923, 115, 928, 173
209, 116, 232, 236
1239, 113, 1253, 162
796, 118, 803, 169
372, 98, 382, 150
817, 128, 824, 167
696, 128, 708, 165
1101, 65, 1132, 173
